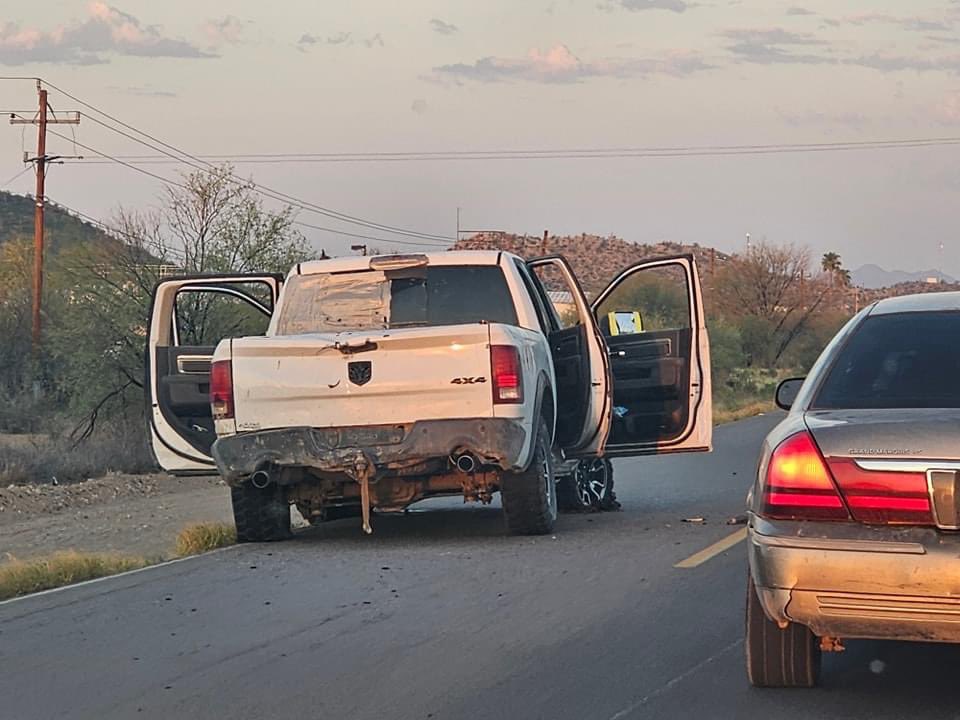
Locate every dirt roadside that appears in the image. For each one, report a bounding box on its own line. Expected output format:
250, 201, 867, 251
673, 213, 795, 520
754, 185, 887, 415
0, 474, 234, 564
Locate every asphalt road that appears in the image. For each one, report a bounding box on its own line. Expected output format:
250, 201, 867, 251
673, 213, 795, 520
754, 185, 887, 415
4, 413, 960, 720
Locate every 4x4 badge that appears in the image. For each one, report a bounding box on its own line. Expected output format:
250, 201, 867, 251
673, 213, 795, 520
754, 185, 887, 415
348, 361, 372, 386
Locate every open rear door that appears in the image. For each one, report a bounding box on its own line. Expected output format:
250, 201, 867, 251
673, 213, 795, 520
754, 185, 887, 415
527, 256, 611, 457
146, 274, 282, 475
591, 254, 711, 457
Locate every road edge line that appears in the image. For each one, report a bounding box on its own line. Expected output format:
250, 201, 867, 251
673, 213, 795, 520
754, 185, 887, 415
0, 545, 241, 608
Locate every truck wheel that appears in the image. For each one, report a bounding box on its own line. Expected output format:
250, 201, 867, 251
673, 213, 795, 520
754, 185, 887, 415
231, 482, 292, 543
502, 419, 557, 535
746, 573, 820, 688
557, 458, 616, 512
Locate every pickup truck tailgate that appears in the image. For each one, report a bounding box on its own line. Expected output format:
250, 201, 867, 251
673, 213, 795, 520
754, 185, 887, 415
229, 325, 495, 431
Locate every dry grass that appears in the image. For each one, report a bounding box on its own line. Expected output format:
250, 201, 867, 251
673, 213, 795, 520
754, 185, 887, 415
0, 551, 150, 601
714, 400, 775, 426
175, 522, 237, 557
0, 426, 156, 486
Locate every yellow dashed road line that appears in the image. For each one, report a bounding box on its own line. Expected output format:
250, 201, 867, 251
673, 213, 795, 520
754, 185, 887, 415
674, 528, 748, 569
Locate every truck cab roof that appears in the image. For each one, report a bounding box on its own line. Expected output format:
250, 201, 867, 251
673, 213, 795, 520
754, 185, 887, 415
297, 250, 514, 276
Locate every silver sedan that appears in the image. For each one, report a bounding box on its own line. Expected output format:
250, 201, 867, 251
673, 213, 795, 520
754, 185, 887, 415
746, 291, 960, 687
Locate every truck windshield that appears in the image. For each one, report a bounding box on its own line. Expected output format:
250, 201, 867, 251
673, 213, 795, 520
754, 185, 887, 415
275, 265, 518, 335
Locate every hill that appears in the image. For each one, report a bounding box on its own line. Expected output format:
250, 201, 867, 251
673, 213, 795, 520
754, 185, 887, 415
0, 191, 115, 255
851, 263, 955, 289
453, 232, 730, 293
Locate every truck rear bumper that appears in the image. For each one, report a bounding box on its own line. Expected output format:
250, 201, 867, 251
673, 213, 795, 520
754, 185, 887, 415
212, 419, 527, 485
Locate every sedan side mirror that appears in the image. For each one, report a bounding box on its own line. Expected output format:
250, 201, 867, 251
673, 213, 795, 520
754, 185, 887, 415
775, 378, 805, 411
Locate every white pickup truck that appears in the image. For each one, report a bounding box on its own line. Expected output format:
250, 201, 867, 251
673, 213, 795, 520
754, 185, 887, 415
146, 250, 712, 540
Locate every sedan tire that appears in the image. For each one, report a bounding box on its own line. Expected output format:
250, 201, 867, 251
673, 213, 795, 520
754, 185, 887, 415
746, 573, 821, 688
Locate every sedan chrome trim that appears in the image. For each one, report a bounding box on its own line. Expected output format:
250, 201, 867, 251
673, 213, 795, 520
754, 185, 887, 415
751, 532, 926, 555
854, 459, 960, 473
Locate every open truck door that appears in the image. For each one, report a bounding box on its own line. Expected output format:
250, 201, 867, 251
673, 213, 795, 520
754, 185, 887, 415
527, 256, 612, 457
145, 274, 282, 475
529, 253, 711, 460
591, 254, 712, 457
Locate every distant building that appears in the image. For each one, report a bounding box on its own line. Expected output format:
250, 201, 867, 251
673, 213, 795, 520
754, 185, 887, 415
925, 277, 941, 285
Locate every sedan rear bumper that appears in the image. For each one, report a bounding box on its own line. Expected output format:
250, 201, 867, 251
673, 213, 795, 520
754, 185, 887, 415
749, 515, 960, 643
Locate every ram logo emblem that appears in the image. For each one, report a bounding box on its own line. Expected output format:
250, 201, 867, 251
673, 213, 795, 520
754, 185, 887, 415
348, 361, 372, 386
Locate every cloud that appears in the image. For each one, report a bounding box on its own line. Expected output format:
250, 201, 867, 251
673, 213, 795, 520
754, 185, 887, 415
720, 27, 824, 45
108, 84, 177, 98
0, 2, 212, 65
786, 7, 815, 16
200, 16, 243, 47
430, 18, 458, 35
927, 34, 960, 45
720, 27, 832, 65
612, 0, 693, 12
823, 13, 953, 32
937, 92, 960, 123
411, 98, 428, 114
298, 31, 383, 50
847, 53, 960, 73
777, 108, 870, 128
432, 44, 711, 84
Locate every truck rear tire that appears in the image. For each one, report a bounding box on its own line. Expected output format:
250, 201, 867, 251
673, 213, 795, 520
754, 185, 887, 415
502, 419, 557, 535
746, 573, 821, 688
231, 482, 293, 543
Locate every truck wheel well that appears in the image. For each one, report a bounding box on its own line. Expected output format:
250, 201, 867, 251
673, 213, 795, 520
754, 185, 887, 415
539, 382, 555, 444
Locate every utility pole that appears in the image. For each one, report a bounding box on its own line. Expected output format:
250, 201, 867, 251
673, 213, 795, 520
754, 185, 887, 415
8, 81, 80, 364
456, 207, 461, 239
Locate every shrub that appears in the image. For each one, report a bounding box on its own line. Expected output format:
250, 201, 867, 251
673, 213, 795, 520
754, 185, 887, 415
0, 423, 156, 486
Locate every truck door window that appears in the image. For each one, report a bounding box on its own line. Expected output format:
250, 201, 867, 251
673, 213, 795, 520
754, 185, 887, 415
513, 259, 553, 334
530, 265, 582, 329
174, 283, 273, 347
593, 263, 694, 446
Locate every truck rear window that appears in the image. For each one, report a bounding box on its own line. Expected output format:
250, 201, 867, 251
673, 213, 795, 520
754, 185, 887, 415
814, 311, 960, 409
275, 265, 518, 335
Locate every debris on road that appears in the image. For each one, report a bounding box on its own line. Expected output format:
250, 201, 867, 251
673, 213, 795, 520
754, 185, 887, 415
682, 516, 706, 524
726, 514, 748, 526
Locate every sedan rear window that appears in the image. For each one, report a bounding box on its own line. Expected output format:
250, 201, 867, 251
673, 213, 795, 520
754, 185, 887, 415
276, 265, 517, 335
814, 311, 960, 409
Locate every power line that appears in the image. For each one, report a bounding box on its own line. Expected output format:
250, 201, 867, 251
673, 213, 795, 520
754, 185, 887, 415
291, 219, 450, 248
40, 79, 454, 242
66, 135, 960, 164
1, 165, 31, 189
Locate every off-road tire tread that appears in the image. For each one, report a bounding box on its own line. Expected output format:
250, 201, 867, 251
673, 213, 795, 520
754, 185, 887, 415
502, 419, 556, 535
745, 574, 821, 688
231, 483, 292, 543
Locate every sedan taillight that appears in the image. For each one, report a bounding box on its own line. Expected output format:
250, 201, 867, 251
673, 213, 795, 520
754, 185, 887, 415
761, 432, 850, 521
828, 459, 934, 526
210, 359, 235, 420
761, 431, 936, 525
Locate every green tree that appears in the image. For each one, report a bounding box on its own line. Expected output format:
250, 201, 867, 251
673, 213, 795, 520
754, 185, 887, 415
46, 165, 315, 431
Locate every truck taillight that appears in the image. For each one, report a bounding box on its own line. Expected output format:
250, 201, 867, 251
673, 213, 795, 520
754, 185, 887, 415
491, 345, 523, 404
210, 359, 234, 420
760, 432, 850, 521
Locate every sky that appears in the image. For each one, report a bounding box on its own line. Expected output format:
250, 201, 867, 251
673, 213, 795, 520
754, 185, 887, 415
1, 0, 959, 273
